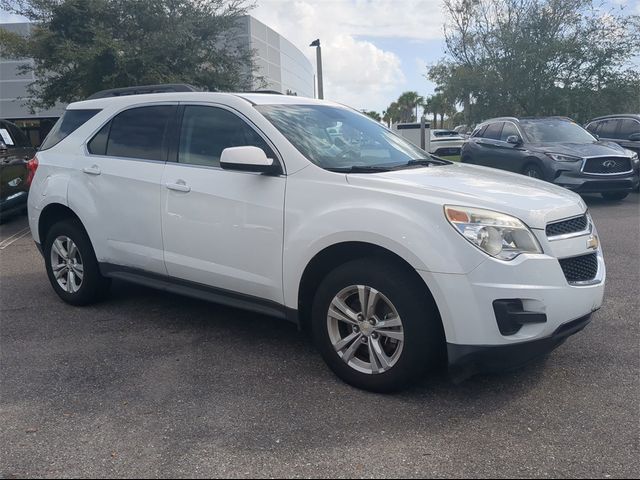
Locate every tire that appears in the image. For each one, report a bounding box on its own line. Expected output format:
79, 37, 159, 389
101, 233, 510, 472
522, 163, 544, 180
311, 258, 445, 393
601, 191, 629, 201
43, 219, 111, 305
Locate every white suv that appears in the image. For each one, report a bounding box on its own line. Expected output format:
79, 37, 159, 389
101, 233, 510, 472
28, 88, 605, 392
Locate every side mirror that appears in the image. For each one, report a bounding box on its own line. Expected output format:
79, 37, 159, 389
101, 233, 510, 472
506, 135, 522, 145
629, 133, 640, 142
220, 146, 280, 174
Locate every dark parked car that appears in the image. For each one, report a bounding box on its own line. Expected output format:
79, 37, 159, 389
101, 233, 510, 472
1, 119, 36, 222
585, 114, 640, 156
461, 116, 640, 201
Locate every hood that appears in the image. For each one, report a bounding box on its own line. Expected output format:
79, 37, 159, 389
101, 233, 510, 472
528, 141, 629, 157
346, 163, 586, 229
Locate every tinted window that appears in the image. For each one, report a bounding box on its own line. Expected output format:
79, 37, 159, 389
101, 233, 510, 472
107, 106, 174, 161
178, 106, 274, 167
3, 122, 31, 148
88, 122, 111, 155
586, 121, 600, 135
597, 119, 619, 139
483, 122, 503, 140
40, 109, 101, 150
520, 119, 596, 143
500, 122, 520, 141
472, 125, 487, 137
618, 119, 640, 140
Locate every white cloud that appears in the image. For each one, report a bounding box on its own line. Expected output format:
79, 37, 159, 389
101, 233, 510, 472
252, 0, 446, 111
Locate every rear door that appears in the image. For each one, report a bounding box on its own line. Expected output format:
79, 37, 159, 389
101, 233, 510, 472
68, 104, 176, 274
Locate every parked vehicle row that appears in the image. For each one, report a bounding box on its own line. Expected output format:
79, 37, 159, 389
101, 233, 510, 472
0, 119, 37, 222
461, 117, 639, 200
28, 87, 605, 391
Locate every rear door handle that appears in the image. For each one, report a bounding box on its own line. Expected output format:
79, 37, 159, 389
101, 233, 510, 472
166, 181, 191, 193
83, 165, 101, 175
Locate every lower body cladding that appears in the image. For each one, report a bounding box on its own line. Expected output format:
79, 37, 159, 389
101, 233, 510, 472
421, 250, 605, 381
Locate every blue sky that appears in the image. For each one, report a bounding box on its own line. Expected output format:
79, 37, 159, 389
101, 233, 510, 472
2, 0, 639, 114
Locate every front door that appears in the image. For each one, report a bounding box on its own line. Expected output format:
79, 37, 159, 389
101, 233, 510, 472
161, 104, 286, 304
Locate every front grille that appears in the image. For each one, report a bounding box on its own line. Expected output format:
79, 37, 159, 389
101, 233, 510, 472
583, 157, 632, 174
559, 253, 598, 283
546, 215, 588, 238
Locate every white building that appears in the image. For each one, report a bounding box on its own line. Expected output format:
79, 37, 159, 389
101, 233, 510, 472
0, 16, 315, 145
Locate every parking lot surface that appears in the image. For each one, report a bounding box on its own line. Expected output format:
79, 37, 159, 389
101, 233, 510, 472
1, 194, 639, 479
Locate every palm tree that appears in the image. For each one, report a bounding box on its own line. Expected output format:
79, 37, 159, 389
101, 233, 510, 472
396, 91, 424, 123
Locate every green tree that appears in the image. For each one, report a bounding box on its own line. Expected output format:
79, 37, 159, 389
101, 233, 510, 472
430, 0, 640, 123
384, 92, 423, 125
361, 110, 382, 122
0, 0, 258, 110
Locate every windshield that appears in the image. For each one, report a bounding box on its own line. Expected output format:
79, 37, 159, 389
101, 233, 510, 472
520, 119, 596, 143
256, 104, 438, 170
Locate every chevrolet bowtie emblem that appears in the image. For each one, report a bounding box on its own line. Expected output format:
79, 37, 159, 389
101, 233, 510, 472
587, 235, 599, 251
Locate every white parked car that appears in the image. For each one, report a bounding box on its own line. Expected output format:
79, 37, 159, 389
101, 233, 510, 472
28, 87, 605, 392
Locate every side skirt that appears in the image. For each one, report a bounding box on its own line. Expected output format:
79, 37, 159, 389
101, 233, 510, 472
99, 263, 298, 324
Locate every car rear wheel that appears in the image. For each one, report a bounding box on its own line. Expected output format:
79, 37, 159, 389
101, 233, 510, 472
601, 192, 629, 201
44, 219, 111, 305
312, 258, 445, 392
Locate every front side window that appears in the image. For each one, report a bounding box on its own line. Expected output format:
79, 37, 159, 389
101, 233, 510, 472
592, 119, 617, 139
105, 105, 174, 161
520, 119, 596, 143
178, 106, 274, 167
500, 122, 520, 141
256, 104, 442, 170
40, 109, 101, 150
483, 122, 503, 140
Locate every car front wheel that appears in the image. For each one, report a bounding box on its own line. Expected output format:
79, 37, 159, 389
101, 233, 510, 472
312, 258, 445, 392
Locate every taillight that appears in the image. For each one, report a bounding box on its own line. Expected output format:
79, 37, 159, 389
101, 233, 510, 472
25, 155, 39, 187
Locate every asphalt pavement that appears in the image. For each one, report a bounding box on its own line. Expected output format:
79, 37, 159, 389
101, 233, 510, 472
1, 193, 638, 478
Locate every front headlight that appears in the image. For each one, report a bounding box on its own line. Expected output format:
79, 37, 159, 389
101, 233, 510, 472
445, 206, 543, 261
624, 149, 639, 165
548, 153, 582, 162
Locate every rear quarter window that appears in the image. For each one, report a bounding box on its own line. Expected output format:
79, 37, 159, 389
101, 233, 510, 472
40, 109, 101, 150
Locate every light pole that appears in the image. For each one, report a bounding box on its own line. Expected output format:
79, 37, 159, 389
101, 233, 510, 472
310, 39, 324, 99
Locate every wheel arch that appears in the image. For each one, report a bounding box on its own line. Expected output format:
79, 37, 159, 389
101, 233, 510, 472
296, 241, 442, 333
38, 203, 87, 247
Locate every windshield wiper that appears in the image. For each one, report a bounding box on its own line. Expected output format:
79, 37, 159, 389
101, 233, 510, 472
326, 165, 393, 173
403, 157, 450, 167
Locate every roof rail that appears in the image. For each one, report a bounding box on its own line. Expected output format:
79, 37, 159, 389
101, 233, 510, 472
246, 90, 283, 95
87, 84, 199, 100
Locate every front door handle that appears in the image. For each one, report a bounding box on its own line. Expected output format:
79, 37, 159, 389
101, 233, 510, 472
166, 181, 191, 193
83, 165, 101, 175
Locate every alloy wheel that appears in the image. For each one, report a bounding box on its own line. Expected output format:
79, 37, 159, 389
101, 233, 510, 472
50, 236, 84, 293
326, 285, 405, 375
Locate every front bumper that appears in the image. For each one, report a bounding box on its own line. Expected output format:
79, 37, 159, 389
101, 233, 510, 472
0, 191, 28, 217
546, 161, 639, 193
447, 313, 592, 381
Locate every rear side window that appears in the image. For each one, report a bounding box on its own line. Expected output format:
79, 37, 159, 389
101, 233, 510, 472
40, 109, 101, 150
483, 122, 503, 140
89, 106, 175, 160
618, 119, 640, 140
